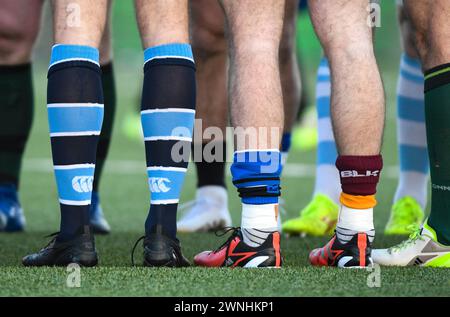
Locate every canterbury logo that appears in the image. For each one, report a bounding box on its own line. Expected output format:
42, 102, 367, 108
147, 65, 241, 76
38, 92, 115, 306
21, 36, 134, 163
340, 170, 380, 178
72, 176, 93, 193
149, 177, 171, 193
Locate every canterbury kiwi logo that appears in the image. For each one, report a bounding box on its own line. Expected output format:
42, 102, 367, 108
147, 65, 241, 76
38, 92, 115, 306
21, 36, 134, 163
149, 177, 171, 193
340, 170, 380, 178
72, 176, 93, 193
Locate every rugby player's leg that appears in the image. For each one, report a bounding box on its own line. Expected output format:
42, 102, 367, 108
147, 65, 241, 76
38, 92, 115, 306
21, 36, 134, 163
279, 0, 301, 169
282, 54, 340, 236
134, 0, 194, 267
385, 2, 428, 235
176, 0, 231, 233
90, 0, 116, 234
23, 0, 108, 267
194, 0, 284, 268
405, 0, 450, 246
0, 0, 43, 231
373, 0, 450, 267
308, 0, 385, 268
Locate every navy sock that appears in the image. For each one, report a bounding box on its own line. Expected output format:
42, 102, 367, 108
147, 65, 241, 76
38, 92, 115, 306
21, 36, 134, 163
93, 62, 116, 192
0, 64, 34, 188
141, 43, 196, 239
47, 45, 103, 241
280, 132, 291, 172
193, 141, 227, 188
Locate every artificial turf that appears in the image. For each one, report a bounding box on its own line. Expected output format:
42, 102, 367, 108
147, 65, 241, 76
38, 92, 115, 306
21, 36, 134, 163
1, 0, 450, 297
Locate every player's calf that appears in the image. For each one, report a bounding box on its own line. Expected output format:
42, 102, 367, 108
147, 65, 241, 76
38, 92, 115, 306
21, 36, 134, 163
310, 156, 383, 268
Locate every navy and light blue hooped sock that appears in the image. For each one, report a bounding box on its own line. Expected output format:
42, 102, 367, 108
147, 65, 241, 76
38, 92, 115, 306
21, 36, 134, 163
47, 44, 103, 241
141, 43, 196, 239
394, 54, 429, 208
231, 150, 281, 247
313, 57, 340, 202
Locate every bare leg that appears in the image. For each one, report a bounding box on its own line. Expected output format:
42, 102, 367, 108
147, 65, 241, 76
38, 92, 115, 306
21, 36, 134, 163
308, 0, 385, 268
135, 0, 188, 48
0, 0, 43, 64
280, 0, 301, 136
99, 0, 113, 66
222, 0, 284, 249
193, 0, 285, 268
221, 0, 284, 150
52, 0, 107, 47
309, 0, 384, 155
404, 0, 450, 69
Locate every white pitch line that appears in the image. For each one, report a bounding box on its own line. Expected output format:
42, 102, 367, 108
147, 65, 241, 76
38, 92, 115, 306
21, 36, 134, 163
22, 158, 399, 179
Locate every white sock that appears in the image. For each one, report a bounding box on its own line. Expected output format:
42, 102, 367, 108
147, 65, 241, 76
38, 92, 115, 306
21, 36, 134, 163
336, 205, 375, 243
241, 203, 278, 247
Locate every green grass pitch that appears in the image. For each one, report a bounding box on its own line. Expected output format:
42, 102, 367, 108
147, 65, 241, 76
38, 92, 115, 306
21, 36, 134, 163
1, 1, 450, 297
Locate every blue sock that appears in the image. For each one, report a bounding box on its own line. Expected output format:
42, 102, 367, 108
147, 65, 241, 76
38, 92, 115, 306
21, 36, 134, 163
232, 150, 281, 246
47, 44, 103, 241
394, 53, 429, 208
141, 43, 196, 239
280, 132, 291, 172
313, 57, 340, 202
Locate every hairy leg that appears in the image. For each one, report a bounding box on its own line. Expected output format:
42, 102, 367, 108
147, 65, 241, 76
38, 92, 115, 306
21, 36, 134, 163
221, 0, 284, 150
52, 0, 107, 47
308, 1, 384, 258
309, 0, 384, 155
404, 0, 450, 69
221, 0, 285, 248
135, 0, 188, 48
280, 0, 301, 135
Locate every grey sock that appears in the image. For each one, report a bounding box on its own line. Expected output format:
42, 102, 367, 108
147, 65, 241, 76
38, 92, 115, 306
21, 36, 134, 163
336, 226, 375, 244
242, 227, 277, 247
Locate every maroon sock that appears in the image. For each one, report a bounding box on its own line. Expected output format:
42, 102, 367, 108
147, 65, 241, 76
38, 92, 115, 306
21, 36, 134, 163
335, 155, 383, 196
